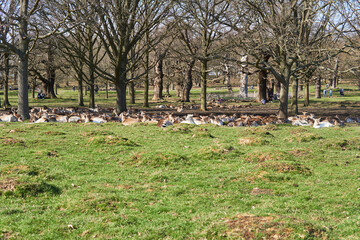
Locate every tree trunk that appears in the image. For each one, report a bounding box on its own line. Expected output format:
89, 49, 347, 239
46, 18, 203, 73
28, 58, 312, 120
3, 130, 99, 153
239, 55, 248, 98
304, 81, 310, 106
175, 82, 182, 98
143, 29, 149, 107
106, 81, 109, 99
115, 59, 128, 113
224, 63, 233, 94
13, 68, 18, 87
32, 78, 36, 99
267, 79, 274, 101
165, 82, 171, 97
46, 45, 57, 98
200, 60, 208, 111
278, 65, 291, 120
258, 55, 270, 102
152, 54, 164, 101
17, 0, 30, 119
89, 80, 95, 108
115, 80, 127, 114
185, 59, 195, 102
332, 58, 339, 88
258, 69, 267, 102
274, 79, 281, 96
78, 72, 84, 106
315, 76, 321, 98
291, 77, 298, 115
88, 30, 95, 108
129, 82, 135, 104
298, 80, 303, 92
279, 82, 289, 119
3, 52, 11, 107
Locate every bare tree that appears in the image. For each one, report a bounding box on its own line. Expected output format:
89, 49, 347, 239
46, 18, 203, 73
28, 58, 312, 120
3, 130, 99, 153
175, 0, 229, 111
152, 28, 175, 101
228, 0, 339, 119
0, 0, 70, 119
169, 23, 199, 102
91, 0, 173, 113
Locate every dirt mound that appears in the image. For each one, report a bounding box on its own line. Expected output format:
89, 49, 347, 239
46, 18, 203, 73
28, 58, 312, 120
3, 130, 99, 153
224, 214, 293, 239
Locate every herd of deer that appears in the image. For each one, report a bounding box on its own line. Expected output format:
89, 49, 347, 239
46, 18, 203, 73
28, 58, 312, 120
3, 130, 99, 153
0, 106, 359, 128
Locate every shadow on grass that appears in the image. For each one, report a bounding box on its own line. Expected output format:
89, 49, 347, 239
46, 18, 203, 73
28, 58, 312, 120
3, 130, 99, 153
15, 181, 61, 197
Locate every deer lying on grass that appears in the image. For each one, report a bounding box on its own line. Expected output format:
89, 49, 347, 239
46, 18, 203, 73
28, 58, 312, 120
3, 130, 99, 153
0, 114, 18, 122
0, 105, 358, 128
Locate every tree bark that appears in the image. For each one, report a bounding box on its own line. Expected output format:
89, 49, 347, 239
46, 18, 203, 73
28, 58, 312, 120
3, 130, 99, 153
45, 45, 57, 98
258, 69, 268, 102
129, 82, 135, 104
175, 82, 182, 98
275, 79, 281, 96
185, 59, 195, 102
239, 55, 248, 98
267, 79, 274, 101
115, 59, 127, 113
165, 82, 171, 97
13, 68, 18, 87
304, 81, 310, 106
332, 58, 339, 88
200, 60, 208, 111
78, 71, 84, 106
32, 79, 36, 99
315, 76, 321, 98
278, 64, 291, 120
258, 55, 270, 102
115, 80, 127, 114
291, 77, 298, 115
298, 79, 303, 92
88, 29, 95, 108
89, 78, 95, 108
17, 0, 30, 119
106, 81, 109, 99
224, 63, 233, 94
3, 52, 11, 107
152, 53, 164, 101
143, 21, 149, 107
279, 82, 289, 119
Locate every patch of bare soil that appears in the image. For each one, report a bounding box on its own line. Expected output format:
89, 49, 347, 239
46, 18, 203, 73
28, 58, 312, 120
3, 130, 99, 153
250, 188, 273, 196
223, 214, 330, 239
245, 151, 283, 163
260, 162, 312, 175
289, 149, 311, 157
239, 137, 264, 146
0, 178, 18, 192
1, 231, 13, 240
0, 165, 29, 175
245, 171, 268, 183
1, 137, 25, 146
224, 214, 293, 239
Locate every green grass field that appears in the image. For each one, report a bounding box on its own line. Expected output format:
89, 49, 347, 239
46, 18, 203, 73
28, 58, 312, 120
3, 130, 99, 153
1, 83, 360, 239
1, 122, 360, 239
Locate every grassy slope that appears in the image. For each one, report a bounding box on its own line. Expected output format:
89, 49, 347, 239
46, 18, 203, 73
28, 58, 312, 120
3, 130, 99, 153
1, 122, 360, 239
